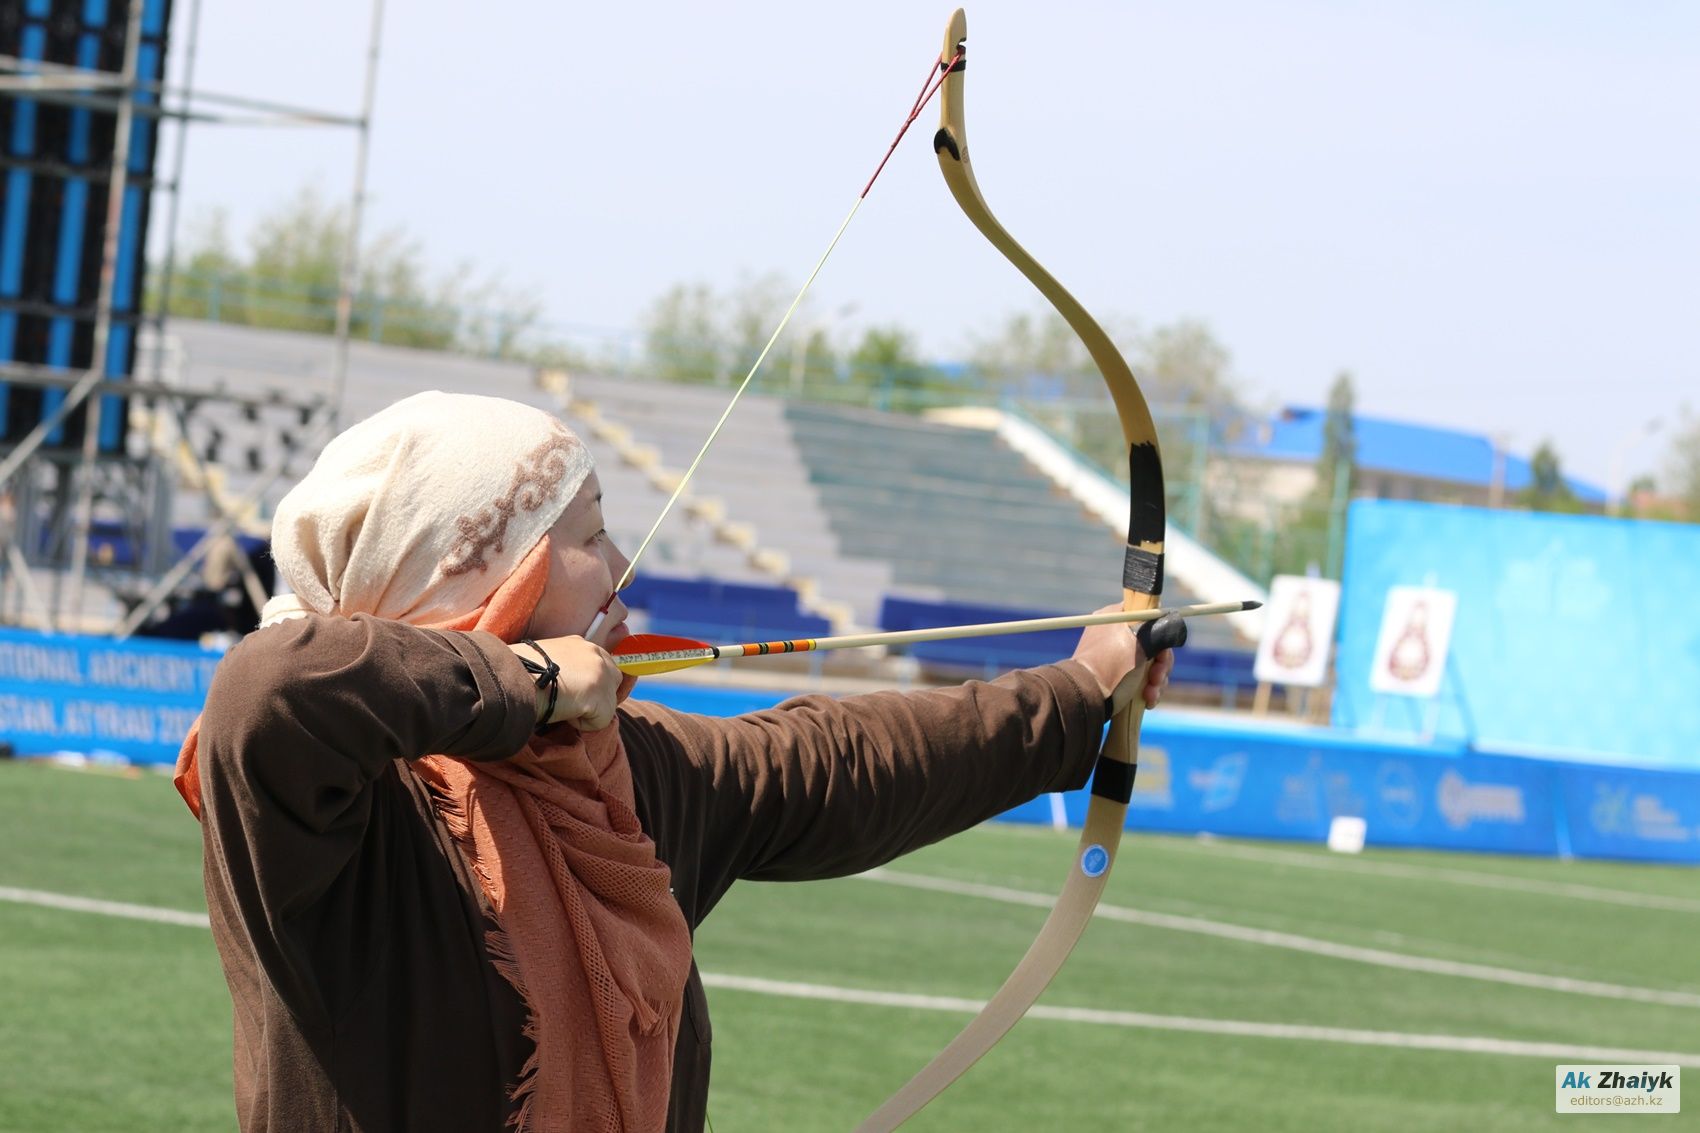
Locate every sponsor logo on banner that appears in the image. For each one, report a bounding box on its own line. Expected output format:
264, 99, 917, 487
1556, 1065, 1679, 1114
1189, 753, 1248, 813
1276, 755, 1322, 825
1590, 785, 1693, 844
1377, 761, 1423, 828
1437, 769, 1526, 830
1130, 746, 1173, 810
1270, 754, 1369, 829
1323, 769, 1365, 822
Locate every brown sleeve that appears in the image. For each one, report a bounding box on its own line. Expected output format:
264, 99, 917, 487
196, 613, 538, 923
621, 661, 1107, 924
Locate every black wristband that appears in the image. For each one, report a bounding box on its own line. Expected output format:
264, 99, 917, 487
517, 638, 561, 732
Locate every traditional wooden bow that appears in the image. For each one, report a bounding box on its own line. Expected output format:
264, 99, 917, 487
856, 10, 1187, 1129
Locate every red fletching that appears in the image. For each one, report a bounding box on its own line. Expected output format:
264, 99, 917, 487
613, 633, 710, 656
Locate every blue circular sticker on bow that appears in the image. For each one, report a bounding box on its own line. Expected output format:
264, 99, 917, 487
1079, 844, 1110, 877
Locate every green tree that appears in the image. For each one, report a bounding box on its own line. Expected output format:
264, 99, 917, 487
846, 326, 949, 412
160, 187, 537, 356
1659, 410, 1700, 522
965, 309, 1242, 538
642, 282, 726, 384
965, 310, 1100, 399
1135, 317, 1237, 410
723, 273, 791, 382
1316, 371, 1357, 497
160, 210, 252, 324
242, 189, 350, 326
1518, 440, 1584, 514
1266, 370, 1358, 579
640, 276, 848, 391
1617, 474, 1684, 521
786, 326, 842, 393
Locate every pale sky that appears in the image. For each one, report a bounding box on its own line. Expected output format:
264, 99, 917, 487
152, 1, 1699, 493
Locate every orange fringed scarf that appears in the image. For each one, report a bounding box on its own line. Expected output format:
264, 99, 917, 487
176, 537, 694, 1133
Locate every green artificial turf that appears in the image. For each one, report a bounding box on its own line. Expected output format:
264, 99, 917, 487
2, 760, 1693, 1131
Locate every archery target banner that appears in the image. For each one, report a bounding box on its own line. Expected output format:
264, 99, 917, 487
1252, 575, 1340, 688
1368, 586, 1457, 699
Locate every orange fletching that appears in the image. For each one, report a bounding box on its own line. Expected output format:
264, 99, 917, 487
613, 633, 710, 656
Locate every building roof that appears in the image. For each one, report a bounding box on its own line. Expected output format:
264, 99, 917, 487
1224, 406, 1607, 504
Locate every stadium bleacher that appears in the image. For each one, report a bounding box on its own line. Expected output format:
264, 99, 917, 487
160, 321, 740, 581
151, 319, 1253, 687
785, 402, 1244, 651
562, 372, 897, 625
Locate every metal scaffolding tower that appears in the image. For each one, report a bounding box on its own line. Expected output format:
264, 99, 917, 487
0, 0, 384, 637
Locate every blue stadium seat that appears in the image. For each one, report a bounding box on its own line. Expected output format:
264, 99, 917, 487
881, 595, 1079, 678
645, 591, 832, 645
621, 573, 805, 615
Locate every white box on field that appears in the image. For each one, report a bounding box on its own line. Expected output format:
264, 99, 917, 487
1327, 816, 1367, 854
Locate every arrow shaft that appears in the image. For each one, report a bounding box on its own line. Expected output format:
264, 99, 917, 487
615, 600, 1255, 675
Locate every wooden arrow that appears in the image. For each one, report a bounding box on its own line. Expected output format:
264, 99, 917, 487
611, 600, 1260, 677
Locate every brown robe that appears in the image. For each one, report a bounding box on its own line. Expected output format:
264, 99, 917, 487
194, 614, 1108, 1132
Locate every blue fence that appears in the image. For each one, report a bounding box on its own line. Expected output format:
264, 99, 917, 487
0, 627, 220, 763
634, 685, 1700, 865
1557, 763, 1700, 863
1037, 717, 1576, 856
4, 628, 1696, 864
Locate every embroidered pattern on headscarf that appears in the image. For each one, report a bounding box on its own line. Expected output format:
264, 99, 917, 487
443, 425, 577, 577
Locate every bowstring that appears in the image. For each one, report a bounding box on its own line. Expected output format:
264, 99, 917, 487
584, 49, 964, 640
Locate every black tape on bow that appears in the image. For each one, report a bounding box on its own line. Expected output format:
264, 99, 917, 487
1090, 755, 1138, 803
1121, 441, 1167, 594
1122, 547, 1164, 595
1125, 442, 1166, 545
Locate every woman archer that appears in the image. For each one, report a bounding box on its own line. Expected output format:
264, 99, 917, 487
176, 390, 1173, 1132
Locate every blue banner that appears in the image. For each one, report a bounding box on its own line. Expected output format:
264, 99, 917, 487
0, 629, 222, 696
4, 629, 1696, 864
1558, 763, 1700, 864
0, 628, 222, 763
1061, 716, 1562, 856
1333, 501, 1700, 770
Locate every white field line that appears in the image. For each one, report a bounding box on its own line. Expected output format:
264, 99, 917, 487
8, 882, 1699, 1067
701, 973, 1700, 1067
1148, 838, 1700, 915
0, 885, 211, 928
861, 869, 1700, 1009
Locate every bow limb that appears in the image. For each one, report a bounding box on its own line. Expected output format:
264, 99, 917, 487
857, 10, 1177, 1129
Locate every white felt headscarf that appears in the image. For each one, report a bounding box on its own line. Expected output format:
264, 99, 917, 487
266, 391, 593, 626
